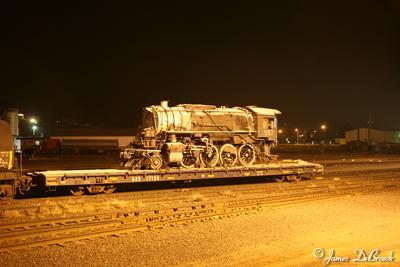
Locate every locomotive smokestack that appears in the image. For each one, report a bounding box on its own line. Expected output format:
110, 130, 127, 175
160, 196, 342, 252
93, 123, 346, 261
160, 100, 169, 109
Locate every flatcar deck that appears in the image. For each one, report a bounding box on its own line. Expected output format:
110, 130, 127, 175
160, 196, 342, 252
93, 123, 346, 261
31, 160, 323, 187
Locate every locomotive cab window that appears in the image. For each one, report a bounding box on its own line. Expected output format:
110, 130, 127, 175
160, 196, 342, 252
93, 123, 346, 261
262, 118, 268, 130
260, 117, 274, 129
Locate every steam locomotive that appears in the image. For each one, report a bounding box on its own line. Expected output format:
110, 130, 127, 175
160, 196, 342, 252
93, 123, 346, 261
120, 101, 281, 170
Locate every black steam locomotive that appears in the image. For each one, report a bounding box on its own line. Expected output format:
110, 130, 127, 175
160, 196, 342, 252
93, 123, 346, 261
120, 101, 281, 170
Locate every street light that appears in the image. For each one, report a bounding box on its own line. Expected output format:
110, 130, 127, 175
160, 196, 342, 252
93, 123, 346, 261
294, 128, 299, 144
320, 124, 327, 146
29, 118, 37, 124
277, 129, 283, 143
32, 125, 38, 136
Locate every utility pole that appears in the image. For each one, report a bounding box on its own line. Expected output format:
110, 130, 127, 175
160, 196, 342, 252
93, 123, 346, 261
367, 113, 373, 146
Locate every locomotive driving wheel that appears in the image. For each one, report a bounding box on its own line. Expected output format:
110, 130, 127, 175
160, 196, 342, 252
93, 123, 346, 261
200, 144, 219, 167
219, 143, 238, 167
181, 152, 197, 168
149, 155, 163, 170
238, 144, 256, 166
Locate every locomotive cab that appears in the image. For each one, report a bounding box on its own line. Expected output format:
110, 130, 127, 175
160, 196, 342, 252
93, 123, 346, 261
246, 106, 281, 144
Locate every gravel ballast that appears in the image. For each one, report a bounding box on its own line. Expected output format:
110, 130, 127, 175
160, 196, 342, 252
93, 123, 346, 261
2, 191, 399, 266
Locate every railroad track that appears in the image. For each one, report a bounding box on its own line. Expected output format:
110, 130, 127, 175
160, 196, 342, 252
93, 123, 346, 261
1, 172, 399, 219
0, 160, 395, 209
1, 175, 400, 253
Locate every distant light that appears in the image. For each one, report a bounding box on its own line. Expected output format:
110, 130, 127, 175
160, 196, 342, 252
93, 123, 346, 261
294, 128, 298, 132
18, 113, 24, 118
320, 124, 326, 130
29, 118, 37, 124
32, 125, 38, 136
278, 129, 283, 134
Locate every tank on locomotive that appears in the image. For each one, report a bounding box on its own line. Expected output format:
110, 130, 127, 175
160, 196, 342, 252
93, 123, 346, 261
120, 101, 281, 170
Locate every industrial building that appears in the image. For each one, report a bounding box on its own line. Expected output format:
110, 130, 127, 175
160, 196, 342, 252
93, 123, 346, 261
345, 128, 400, 144
46, 128, 136, 153
1, 108, 136, 155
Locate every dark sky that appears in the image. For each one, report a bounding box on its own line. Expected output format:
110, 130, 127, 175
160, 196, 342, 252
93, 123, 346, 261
1, 1, 400, 132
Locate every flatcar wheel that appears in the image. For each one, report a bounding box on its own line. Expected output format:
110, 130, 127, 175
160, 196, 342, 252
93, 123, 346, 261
104, 185, 116, 194
287, 175, 302, 182
70, 186, 85, 196
293, 175, 302, 182
200, 144, 219, 167
238, 144, 256, 166
219, 144, 238, 167
149, 155, 163, 170
275, 176, 286, 183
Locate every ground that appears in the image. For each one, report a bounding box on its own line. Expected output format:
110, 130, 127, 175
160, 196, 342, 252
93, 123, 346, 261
2, 191, 399, 266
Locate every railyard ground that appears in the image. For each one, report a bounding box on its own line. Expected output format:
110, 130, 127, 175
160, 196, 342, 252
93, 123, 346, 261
3, 151, 400, 266
2, 189, 399, 266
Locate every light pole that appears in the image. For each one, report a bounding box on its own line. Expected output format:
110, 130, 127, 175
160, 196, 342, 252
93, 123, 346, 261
278, 129, 283, 143
320, 124, 326, 144
320, 124, 327, 154
32, 125, 37, 136
29, 117, 38, 136
295, 128, 299, 144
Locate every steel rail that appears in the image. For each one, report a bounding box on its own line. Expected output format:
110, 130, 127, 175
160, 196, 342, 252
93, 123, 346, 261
0, 178, 399, 253
1, 174, 399, 218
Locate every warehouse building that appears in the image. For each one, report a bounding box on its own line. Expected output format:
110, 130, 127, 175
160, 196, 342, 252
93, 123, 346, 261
41, 128, 137, 154
345, 128, 400, 144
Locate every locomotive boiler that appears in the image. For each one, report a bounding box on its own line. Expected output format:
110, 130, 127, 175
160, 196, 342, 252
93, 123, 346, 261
120, 101, 281, 170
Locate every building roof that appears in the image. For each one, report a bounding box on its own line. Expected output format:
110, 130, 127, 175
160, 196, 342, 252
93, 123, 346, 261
46, 128, 137, 137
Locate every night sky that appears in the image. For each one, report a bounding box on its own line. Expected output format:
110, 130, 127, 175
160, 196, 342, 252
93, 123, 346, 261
1, 1, 400, 133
